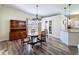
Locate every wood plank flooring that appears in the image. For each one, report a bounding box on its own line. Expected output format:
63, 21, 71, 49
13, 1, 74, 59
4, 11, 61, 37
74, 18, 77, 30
1, 36, 78, 55
8, 36, 71, 55
0, 41, 8, 55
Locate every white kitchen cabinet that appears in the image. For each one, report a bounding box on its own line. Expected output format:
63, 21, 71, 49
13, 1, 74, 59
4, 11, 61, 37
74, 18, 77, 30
60, 29, 79, 46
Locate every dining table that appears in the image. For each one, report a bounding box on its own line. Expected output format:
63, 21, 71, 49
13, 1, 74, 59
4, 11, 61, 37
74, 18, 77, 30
28, 34, 39, 48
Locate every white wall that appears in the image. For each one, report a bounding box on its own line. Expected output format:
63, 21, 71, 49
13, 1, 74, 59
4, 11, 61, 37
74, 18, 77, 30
41, 15, 66, 38
0, 4, 1, 8
0, 5, 35, 41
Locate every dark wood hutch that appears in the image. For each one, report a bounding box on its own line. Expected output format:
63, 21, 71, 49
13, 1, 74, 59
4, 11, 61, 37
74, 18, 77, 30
9, 20, 27, 41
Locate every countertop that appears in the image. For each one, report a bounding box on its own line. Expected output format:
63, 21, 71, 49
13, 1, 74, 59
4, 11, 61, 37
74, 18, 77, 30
61, 28, 79, 32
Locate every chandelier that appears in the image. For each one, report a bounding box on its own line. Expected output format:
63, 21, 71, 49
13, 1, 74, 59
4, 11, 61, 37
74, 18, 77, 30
32, 4, 41, 21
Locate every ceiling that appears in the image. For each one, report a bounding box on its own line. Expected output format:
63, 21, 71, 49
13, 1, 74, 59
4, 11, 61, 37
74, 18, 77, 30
2, 4, 79, 17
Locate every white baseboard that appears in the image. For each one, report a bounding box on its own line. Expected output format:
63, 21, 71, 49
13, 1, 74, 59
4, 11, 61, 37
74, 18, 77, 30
0, 37, 9, 42
48, 34, 60, 39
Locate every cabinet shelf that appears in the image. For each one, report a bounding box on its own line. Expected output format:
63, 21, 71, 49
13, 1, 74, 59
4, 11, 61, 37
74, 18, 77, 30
11, 27, 26, 30
9, 20, 27, 41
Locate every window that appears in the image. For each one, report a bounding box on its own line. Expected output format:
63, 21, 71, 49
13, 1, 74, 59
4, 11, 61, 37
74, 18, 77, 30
28, 20, 38, 35
49, 21, 52, 34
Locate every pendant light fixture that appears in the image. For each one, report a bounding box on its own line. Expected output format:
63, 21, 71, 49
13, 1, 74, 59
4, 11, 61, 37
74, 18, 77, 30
68, 4, 71, 29
68, 4, 71, 20
63, 4, 72, 30
33, 4, 41, 21
63, 5, 68, 30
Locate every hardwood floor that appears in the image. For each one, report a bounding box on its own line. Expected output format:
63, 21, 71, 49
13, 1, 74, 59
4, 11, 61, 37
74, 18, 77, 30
0, 41, 8, 55
8, 36, 71, 55
2, 36, 78, 55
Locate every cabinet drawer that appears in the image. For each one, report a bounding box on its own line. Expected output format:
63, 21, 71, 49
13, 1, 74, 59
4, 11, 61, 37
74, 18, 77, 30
19, 31, 27, 38
10, 31, 19, 40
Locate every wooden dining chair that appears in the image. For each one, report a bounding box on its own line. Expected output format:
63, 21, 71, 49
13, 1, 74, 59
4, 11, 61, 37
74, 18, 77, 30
21, 35, 30, 45
37, 31, 47, 47
41, 31, 46, 42
21, 35, 31, 53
